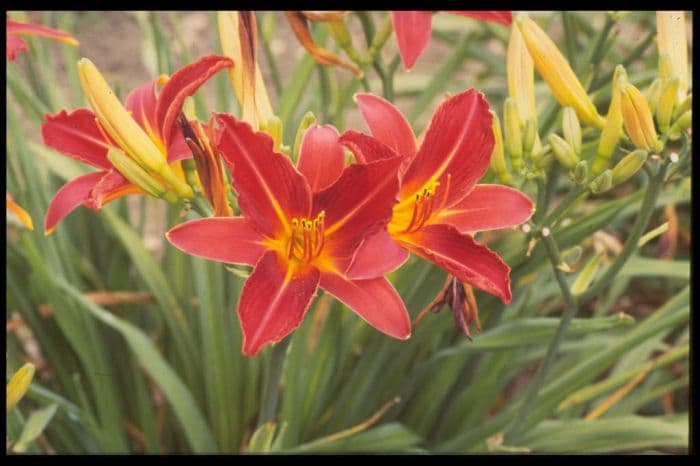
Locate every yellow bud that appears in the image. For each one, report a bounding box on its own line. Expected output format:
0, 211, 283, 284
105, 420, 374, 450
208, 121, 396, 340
516, 14, 605, 129
562, 107, 582, 155
292, 111, 317, 162
327, 20, 352, 49
656, 77, 680, 133
593, 66, 627, 175
571, 252, 605, 296
489, 111, 513, 185
107, 148, 178, 203
620, 83, 662, 153
7, 363, 35, 411
658, 53, 673, 82
503, 97, 523, 170
671, 109, 692, 132
675, 94, 692, 118
522, 118, 538, 155
645, 78, 663, 115
656, 12, 690, 100
507, 24, 536, 124
589, 169, 613, 194
261, 115, 284, 153
611, 149, 648, 186
549, 134, 579, 170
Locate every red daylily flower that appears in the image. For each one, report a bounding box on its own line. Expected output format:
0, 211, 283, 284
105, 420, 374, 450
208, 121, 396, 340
346, 90, 534, 304
7, 19, 78, 61
167, 115, 411, 356
41, 55, 232, 234
392, 11, 512, 71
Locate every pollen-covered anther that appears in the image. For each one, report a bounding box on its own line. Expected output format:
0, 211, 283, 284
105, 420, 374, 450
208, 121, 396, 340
287, 211, 326, 262
403, 175, 451, 233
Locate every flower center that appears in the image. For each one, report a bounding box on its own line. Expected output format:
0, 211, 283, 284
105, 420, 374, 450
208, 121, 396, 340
287, 211, 326, 263
400, 174, 451, 233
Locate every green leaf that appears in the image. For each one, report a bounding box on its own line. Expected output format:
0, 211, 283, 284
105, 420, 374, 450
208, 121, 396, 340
287, 423, 423, 453
247, 422, 277, 453
13, 404, 58, 453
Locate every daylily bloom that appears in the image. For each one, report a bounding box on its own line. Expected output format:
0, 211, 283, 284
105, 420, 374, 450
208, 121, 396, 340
6, 19, 78, 61
392, 11, 512, 71
348, 90, 535, 304
6, 193, 34, 231
41, 55, 232, 234
167, 115, 411, 356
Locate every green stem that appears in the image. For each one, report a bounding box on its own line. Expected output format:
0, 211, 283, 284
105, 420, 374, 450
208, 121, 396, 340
561, 12, 578, 65
531, 177, 548, 225
257, 338, 291, 427
539, 184, 588, 228
504, 230, 578, 440
589, 29, 655, 92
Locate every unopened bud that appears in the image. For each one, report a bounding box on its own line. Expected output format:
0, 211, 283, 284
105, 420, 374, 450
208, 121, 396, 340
504, 97, 523, 170
611, 149, 647, 186
620, 83, 662, 153
489, 111, 513, 184
292, 111, 317, 161
571, 252, 605, 296
522, 118, 537, 155
675, 94, 692, 118
645, 78, 663, 115
671, 109, 692, 131
594, 65, 626, 175
261, 115, 283, 153
7, 363, 35, 410
549, 133, 579, 170
532, 144, 553, 168
658, 53, 673, 82
589, 169, 613, 194
107, 148, 178, 203
656, 77, 680, 133
574, 160, 588, 184
562, 106, 582, 155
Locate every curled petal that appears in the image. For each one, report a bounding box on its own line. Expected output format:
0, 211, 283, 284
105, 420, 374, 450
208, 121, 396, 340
285, 11, 363, 76
6, 193, 33, 231
216, 113, 312, 237
355, 93, 417, 159
167, 217, 266, 266
239, 250, 320, 356
45, 171, 105, 234
314, 156, 402, 272
155, 54, 233, 148
339, 130, 400, 164
41, 109, 114, 170
7, 19, 78, 60
346, 229, 409, 280
320, 273, 411, 339
83, 169, 139, 211
392, 11, 432, 71
402, 89, 494, 208
297, 124, 345, 192
6, 34, 28, 60
449, 11, 512, 26
397, 223, 512, 303
437, 184, 535, 233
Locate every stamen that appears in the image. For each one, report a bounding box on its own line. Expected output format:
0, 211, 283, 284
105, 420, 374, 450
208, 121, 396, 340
288, 218, 299, 258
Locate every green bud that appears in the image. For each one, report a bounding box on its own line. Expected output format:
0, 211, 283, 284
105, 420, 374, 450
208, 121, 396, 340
611, 149, 647, 186
292, 111, 317, 162
562, 107, 582, 155
489, 112, 513, 184
645, 79, 663, 115
504, 97, 523, 170
671, 109, 692, 131
675, 94, 692, 118
532, 144, 552, 168
571, 252, 605, 296
573, 160, 588, 184
656, 77, 679, 133
589, 169, 613, 194
522, 118, 537, 155
107, 148, 178, 203
549, 133, 579, 170
260, 115, 283, 153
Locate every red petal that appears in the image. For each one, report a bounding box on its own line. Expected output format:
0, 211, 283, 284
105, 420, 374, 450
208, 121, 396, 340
296, 124, 345, 192
216, 113, 311, 238
83, 169, 138, 211
355, 93, 417, 159
42, 109, 114, 170
449, 11, 513, 26
7, 35, 28, 60
314, 156, 401, 272
437, 184, 535, 233
45, 171, 104, 234
155, 55, 233, 149
401, 89, 494, 209
166, 129, 193, 163
398, 223, 512, 303
346, 229, 409, 280
167, 217, 266, 266
320, 273, 411, 339
339, 130, 400, 164
239, 250, 320, 356
6, 19, 78, 45
125, 78, 160, 142
391, 11, 432, 71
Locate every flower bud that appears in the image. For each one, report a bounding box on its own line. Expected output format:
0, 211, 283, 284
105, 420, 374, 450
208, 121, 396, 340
503, 97, 523, 170
522, 118, 538, 155
675, 94, 692, 118
658, 53, 674, 82
656, 77, 680, 133
645, 78, 663, 116
589, 169, 613, 194
671, 109, 692, 132
261, 115, 283, 153
620, 83, 662, 153
611, 149, 647, 186
549, 133, 579, 170
107, 147, 178, 203
292, 111, 317, 162
571, 252, 604, 296
573, 160, 588, 184
516, 14, 605, 128
656, 12, 689, 100
562, 107, 582, 155
489, 111, 513, 184
7, 363, 35, 410
594, 65, 626, 175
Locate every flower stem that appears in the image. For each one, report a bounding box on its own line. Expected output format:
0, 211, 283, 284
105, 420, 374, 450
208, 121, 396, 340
257, 338, 291, 427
